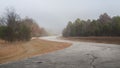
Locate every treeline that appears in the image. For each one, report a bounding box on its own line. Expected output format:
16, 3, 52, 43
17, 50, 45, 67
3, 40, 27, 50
63, 13, 120, 37
22, 18, 48, 37
0, 9, 47, 42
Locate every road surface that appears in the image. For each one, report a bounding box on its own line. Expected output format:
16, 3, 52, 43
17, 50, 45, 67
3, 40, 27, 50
0, 36, 120, 68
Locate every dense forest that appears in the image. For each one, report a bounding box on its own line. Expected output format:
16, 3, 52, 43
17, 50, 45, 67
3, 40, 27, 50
0, 9, 47, 42
63, 13, 120, 37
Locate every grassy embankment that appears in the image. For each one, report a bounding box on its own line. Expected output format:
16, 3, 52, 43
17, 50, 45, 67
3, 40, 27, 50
0, 39, 71, 63
61, 37, 120, 45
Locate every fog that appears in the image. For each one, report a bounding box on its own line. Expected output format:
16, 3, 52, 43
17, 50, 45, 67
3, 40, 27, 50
0, 0, 120, 34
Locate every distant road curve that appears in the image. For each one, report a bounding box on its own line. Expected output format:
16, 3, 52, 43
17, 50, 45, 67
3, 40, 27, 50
1, 36, 120, 68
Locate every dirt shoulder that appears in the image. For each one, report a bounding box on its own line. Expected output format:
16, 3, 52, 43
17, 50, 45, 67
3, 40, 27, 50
0, 39, 71, 64
61, 37, 120, 45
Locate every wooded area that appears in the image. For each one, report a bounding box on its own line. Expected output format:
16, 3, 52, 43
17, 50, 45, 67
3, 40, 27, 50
0, 9, 47, 42
63, 13, 120, 37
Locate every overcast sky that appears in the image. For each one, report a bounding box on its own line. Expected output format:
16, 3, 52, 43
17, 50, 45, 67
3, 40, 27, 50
0, 0, 120, 34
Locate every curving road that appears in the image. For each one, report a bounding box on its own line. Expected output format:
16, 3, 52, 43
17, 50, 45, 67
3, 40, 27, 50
1, 36, 120, 68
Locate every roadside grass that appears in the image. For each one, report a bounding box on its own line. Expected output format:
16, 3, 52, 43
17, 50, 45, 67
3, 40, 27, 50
0, 39, 71, 63
61, 37, 120, 45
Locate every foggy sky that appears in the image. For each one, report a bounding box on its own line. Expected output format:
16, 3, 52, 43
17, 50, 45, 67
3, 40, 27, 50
0, 0, 120, 34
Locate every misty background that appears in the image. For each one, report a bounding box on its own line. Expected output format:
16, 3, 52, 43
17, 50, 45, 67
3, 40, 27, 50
0, 0, 120, 34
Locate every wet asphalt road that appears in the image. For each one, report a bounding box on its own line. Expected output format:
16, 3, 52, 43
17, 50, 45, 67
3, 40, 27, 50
0, 36, 120, 68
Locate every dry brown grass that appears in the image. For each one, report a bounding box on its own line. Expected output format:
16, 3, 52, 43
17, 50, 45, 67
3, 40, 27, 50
0, 39, 71, 64
61, 37, 120, 45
